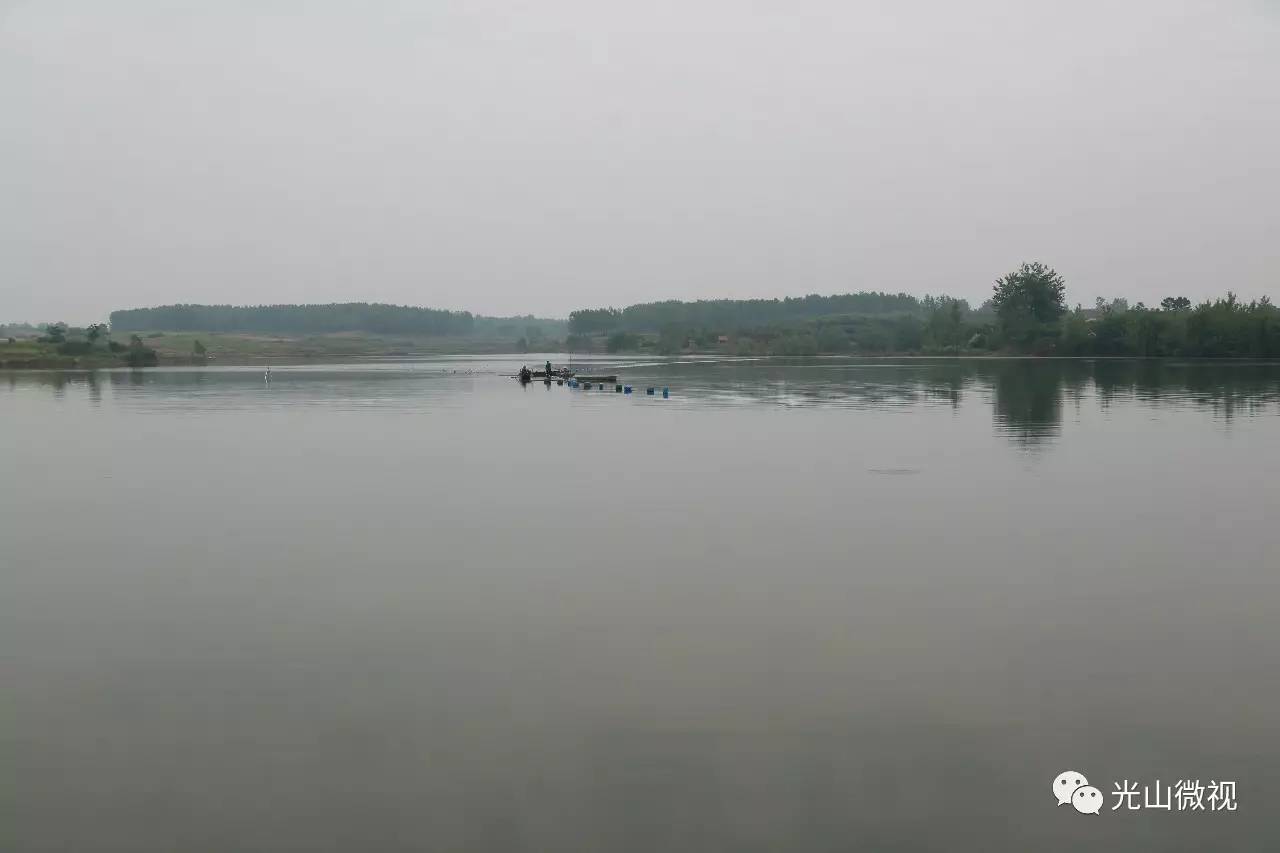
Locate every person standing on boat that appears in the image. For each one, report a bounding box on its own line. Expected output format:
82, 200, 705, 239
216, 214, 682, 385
545, 359, 552, 377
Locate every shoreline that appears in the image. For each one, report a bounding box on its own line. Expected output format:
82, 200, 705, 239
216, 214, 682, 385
7, 351, 1280, 371
8, 328, 1280, 370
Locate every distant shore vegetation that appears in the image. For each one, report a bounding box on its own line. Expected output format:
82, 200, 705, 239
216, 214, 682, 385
569, 263, 1280, 359
2, 304, 570, 367
109, 303, 479, 337
5, 266, 1278, 367
0, 322, 158, 368
109, 302, 567, 340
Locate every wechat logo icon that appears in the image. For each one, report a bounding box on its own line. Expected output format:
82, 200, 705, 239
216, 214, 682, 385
1054, 770, 1102, 815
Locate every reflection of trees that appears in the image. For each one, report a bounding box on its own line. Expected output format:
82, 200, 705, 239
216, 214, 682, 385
5, 371, 74, 397
659, 357, 1280, 451
6, 360, 1279, 451
985, 359, 1280, 447
1094, 360, 1280, 423
918, 360, 970, 410
986, 361, 1077, 449
696, 358, 981, 410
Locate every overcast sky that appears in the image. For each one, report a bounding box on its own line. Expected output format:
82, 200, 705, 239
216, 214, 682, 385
3, 0, 1278, 323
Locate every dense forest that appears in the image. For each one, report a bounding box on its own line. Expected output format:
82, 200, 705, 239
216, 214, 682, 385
35, 267, 1280, 360
110, 303, 479, 336
569, 264, 1280, 358
107, 304, 568, 345
569, 292, 923, 335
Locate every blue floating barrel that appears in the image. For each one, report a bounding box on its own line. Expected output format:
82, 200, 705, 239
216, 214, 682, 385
663, 387, 669, 398
646, 387, 654, 395
624, 386, 632, 394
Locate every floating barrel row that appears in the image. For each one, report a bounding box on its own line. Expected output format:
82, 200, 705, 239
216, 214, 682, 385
562, 380, 669, 398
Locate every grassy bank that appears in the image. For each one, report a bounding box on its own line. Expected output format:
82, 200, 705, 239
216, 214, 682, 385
133, 330, 532, 363
1, 330, 548, 368
0, 339, 128, 369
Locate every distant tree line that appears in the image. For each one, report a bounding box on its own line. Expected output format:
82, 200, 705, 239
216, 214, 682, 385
110, 303, 477, 336
569, 292, 924, 335
570, 264, 1280, 358
0, 322, 41, 339
984, 262, 1279, 357
1055, 293, 1279, 358
8, 321, 159, 366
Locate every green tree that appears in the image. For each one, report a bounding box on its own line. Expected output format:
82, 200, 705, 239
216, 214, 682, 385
606, 331, 640, 352
1129, 307, 1165, 356
126, 335, 158, 366
192, 339, 207, 357
655, 327, 686, 355
86, 323, 108, 344
568, 308, 621, 334
816, 325, 849, 353
41, 322, 68, 344
1059, 309, 1092, 355
1160, 296, 1192, 311
991, 262, 1066, 347
992, 262, 1067, 324
853, 323, 891, 353
923, 295, 967, 350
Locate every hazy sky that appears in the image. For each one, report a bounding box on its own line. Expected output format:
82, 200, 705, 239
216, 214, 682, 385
3, 0, 1278, 323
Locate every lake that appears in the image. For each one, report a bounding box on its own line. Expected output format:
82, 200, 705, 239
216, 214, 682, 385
4, 357, 1280, 852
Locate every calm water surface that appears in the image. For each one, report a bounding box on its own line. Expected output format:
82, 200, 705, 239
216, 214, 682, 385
4, 357, 1280, 852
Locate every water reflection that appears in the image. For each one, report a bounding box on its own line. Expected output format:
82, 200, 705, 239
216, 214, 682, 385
4, 359, 1280, 451
988, 361, 1071, 447
6, 356, 1280, 852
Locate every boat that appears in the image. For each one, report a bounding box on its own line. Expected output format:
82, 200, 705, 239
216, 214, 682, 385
516, 367, 619, 385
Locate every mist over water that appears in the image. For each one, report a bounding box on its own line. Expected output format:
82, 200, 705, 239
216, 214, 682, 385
4, 358, 1280, 851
